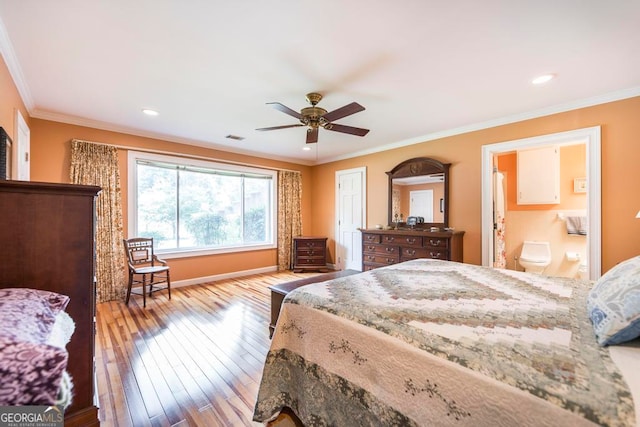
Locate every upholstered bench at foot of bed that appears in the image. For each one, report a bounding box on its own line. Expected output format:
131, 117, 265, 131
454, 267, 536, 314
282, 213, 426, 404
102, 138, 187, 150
269, 269, 359, 337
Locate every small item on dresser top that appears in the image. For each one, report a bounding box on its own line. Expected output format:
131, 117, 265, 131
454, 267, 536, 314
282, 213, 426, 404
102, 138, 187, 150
566, 216, 588, 235
430, 226, 439, 232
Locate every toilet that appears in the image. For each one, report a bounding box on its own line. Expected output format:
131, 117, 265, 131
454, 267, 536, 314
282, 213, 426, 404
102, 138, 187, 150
519, 241, 551, 274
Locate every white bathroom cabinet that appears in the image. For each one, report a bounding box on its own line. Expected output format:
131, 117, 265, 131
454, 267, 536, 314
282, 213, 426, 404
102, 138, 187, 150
517, 145, 560, 205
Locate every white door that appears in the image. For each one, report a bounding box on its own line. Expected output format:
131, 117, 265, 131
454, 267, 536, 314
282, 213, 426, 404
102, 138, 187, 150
336, 167, 366, 271
13, 110, 30, 181
409, 189, 433, 222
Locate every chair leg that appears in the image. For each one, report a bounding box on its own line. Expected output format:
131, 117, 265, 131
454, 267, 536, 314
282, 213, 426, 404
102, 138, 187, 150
167, 270, 171, 300
125, 272, 133, 305
142, 275, 147, 308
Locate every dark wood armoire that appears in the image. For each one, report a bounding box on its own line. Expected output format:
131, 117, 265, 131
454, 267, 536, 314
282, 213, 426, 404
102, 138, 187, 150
0, 180, 101, 426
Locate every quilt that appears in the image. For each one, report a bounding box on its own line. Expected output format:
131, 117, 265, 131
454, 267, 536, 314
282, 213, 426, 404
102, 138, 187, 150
254, 259, 635, 426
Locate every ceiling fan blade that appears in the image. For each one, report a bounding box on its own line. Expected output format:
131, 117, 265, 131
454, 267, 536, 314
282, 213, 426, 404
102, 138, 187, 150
321, 102, 365, 122
267, 102, 302, 119
325, 123, 370, 137
306, 127, 319, 144
256, 124, 305, 131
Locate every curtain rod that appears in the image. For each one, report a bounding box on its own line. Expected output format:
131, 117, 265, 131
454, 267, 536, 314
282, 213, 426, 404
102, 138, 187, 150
71, 138, 302, 173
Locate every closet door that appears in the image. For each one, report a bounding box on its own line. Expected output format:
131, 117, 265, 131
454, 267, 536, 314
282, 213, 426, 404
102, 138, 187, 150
517, 145, 560, 205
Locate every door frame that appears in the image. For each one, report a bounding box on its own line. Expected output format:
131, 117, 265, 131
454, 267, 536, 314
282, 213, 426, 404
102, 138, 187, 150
481, 126, 601, 279
335, 166, 367, 271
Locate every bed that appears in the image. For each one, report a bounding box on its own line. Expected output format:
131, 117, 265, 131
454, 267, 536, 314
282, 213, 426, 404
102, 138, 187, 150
253, 258, 640, 426
0, 288, 75, 408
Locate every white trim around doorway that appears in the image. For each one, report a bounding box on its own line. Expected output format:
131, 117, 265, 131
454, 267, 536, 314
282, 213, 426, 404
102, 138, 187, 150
481, 126, 601, 279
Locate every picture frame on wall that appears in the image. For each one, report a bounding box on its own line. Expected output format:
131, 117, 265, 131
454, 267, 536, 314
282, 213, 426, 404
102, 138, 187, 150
0, 127, 12, 180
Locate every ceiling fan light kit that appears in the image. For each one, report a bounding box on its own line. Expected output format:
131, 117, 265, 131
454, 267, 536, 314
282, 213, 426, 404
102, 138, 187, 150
256, 92, 370, 144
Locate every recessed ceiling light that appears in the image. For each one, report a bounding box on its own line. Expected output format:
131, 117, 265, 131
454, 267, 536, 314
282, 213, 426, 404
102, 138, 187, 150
302, 146, 311, 151
531, 74, 555, 85
142, 109, 159, 116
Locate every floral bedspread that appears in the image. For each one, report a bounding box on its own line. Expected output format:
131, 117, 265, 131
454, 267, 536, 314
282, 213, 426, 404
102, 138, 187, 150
254, 259, 635, 427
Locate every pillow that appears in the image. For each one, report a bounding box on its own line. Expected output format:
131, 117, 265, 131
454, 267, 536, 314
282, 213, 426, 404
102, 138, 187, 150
0, 288, 70, 344
587, 256, 640, 346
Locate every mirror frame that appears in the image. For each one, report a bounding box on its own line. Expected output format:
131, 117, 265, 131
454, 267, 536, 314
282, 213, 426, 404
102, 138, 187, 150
386, 157, 450, 228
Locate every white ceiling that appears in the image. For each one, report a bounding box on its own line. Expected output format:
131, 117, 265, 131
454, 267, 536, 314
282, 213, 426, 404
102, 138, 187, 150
0, 1, 639, 165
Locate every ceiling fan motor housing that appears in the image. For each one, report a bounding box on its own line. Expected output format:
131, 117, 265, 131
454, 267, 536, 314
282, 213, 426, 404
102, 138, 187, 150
301, 106, 328, 128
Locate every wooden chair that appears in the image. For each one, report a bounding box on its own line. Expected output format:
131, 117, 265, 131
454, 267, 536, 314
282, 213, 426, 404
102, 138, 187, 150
123, 237, 171, 308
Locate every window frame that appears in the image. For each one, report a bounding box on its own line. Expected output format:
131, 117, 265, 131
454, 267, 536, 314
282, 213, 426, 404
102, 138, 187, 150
127, 151, 277, 259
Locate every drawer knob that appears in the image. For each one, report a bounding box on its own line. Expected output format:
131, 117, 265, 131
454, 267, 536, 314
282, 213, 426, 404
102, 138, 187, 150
406, 238, 416, 244
408, 249, 416, 256
385, 247, 395, 253
430, 252, 439, 258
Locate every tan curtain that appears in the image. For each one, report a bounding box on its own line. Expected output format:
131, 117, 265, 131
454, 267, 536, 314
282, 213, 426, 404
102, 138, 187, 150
70, 139, 126, 303
277, 170, 302, 271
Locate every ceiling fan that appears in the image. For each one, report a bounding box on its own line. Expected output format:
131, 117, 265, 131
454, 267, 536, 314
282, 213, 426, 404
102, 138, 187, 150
256, 92, 370, 144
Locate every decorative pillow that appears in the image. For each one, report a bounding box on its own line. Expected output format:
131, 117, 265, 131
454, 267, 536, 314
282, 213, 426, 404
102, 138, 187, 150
0, 288, 70, 344
587, 256, 640, 346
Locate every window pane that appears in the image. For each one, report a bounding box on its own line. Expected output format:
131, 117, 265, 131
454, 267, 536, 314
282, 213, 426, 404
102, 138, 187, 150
179, 170, 243, 248
132, 153, 276, 254
136, 163, 177, 249
244, 177, 271, 243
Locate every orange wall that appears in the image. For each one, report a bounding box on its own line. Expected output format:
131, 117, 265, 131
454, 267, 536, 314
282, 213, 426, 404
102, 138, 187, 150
3, 54, 640, 276
312, 96, 640, 273
0, 55, 30, 151
26, 118, 313, 282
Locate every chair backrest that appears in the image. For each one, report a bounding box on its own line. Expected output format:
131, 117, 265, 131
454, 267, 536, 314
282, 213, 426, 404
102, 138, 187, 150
123, 237, 156, 267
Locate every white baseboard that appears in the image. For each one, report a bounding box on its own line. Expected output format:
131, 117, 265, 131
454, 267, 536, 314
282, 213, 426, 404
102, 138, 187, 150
171, 265, 278, 288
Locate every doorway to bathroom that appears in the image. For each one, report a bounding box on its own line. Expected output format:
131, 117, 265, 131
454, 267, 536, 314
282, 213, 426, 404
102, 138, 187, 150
481, 127, 602, 280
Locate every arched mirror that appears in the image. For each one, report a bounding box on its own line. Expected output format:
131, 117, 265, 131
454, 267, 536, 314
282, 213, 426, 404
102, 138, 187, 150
387, 157, 450, 229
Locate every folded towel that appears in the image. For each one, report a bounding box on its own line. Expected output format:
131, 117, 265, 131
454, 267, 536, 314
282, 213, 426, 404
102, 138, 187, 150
566, 216, 587, 235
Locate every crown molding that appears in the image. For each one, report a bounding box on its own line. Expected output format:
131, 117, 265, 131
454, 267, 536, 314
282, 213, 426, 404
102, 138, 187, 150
318, 86, 640, 164
31, 109, 315, 166
0, 15, 34, 111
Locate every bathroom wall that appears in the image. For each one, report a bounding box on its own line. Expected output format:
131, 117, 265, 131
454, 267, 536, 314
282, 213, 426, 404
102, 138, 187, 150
497, 143, 587, 277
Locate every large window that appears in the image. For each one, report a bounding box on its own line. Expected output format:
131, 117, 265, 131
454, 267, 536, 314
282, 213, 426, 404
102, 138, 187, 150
128, 151, 276, 257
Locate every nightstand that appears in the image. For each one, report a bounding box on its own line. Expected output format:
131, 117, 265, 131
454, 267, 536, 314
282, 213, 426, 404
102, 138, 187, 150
292, 236, 328, 272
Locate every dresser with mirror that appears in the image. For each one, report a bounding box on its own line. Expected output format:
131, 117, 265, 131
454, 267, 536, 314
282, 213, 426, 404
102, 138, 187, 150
361, 157, 464, 271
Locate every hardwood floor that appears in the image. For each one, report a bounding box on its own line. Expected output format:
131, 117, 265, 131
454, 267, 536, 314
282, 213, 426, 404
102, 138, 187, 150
95, 270, 323, 427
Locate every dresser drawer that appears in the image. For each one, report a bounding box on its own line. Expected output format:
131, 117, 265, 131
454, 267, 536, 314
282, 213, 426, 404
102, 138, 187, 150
363, 253, 400, 265
362, 233, 381, 244
401, 247, 429, 259
363, 243, 399, 256
424, 237, 449, 249
402, 247, 448, 260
